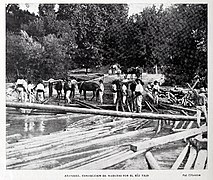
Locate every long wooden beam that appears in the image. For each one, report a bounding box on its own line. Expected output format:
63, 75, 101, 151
73, 126, 207, 170
145, 151, 161, 169
6, 102, 203, 121
130, 126, 207, 152
160, 103, 197, 113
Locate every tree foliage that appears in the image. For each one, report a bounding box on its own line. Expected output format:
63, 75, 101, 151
6, 3, 207, 85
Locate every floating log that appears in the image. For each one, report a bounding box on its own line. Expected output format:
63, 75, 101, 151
145, 151, 161, 170
7, 127, 154, 168
148, 102, 159, 113
131, 126, 207, 152
10, 146, 116, 170
6, 102, 204, 121
7, 124, 109, 149
194, 150, 207, 169
155, 120, 162, 134
160, 103, 197, 113
173, 121, 181, 129
145, 101, 153, 112
75, 99, 102, 109
171, 143, 190, 169
6, 134, 22, 143
70, 127, 207, 170
181, 110, 189, 116
98, 104, 115, 110
54, 147, 120, 170
74, 149, 131, 170
184, 145, 197, 169
186, 121, 194, 129
7, 127, 111, 157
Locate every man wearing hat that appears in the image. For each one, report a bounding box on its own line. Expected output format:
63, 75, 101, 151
135, 79, 144, 113
194, 87, 208, 127
152, 80, 160, 105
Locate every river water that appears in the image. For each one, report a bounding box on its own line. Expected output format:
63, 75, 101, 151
6, 109, 88, 140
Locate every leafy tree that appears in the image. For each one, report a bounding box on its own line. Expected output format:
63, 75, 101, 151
6, 3, 207, 86
6, 4, 37, 32
161, 4, 207, 84
6, 30, 43, 81
57, 4, 128, 72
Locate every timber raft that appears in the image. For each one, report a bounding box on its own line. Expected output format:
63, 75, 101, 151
6, 102, 203, 121
6, 101, 207, 170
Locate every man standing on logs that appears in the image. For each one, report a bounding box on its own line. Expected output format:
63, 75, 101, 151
64, 78, 72, 104
15, 75, 28, 102
111, 81, 117, 104
98, 79, 104, 105
115, 80, 125, 111
152, 80, 160, 105
135, 79, 144, 113
35, 79, 45, 102
192, 87, 208, 127
70, 77, 78, 99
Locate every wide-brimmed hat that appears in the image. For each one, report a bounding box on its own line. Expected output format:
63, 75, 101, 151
154, 80, 159, 84
136, 78, 143, 84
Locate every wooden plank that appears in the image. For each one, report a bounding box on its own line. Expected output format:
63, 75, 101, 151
73, 150, 131, 170
160, 103, 197, 113
54, 148, 121, 170
184, 146, 197, 169
145, 101, 153, 112
6, 134, 22, 143
6, 102, 204, 121
71, 127, 207, 170
156, 120, 162, 134
171, 144, 190, 169
145, 151, 161, 169
75, 99, 102, 110
148, 102, 159, 113
7, 127, 154, 167
181, 110, 189, 116
131, 126, 207, 152
186, 121, 194, 129
7, 127, 111, 158
194, 150, 207, 170
8, 146, 111, 170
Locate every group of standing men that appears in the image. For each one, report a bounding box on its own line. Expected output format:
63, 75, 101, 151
111, 79, 161, 113
14, 76, 45, 103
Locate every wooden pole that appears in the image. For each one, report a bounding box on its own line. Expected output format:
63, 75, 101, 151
160, 103, 197, 113
145, 151, 161, 169
56, 127, 206, 170
131, 126, 207, 152
171, 143, 190, 169
184, 145, 197, 169
194, 150, 207, 170
145, 101, 153, 112
72, 127, 207, 170
6, 102, 204, 121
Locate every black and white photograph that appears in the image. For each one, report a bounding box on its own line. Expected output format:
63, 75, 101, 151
3, 1, 213, 179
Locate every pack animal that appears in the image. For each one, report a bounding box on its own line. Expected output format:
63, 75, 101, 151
78, 81, 99, 101
55, 81, 63, 100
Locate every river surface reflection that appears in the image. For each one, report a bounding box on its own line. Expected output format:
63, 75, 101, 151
6, 110, 87, 140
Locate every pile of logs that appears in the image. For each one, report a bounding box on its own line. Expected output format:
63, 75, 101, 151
6, 101, 207, 170
6, 114, 155, 170
145, 132, 207, 170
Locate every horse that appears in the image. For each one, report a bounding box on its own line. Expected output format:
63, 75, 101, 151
78, 81, 100, 101
55, 81, 63, 100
